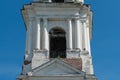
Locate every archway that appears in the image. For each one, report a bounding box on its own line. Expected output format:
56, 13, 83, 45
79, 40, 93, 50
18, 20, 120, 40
49, 28, 66, 58
52, 0, 64, 3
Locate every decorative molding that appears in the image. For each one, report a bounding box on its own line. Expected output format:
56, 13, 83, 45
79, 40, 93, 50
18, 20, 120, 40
32, 3, 83, 8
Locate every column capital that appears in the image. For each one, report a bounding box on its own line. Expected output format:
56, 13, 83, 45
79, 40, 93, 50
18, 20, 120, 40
36, 17, 40, 20
67, 16, 72, 20
36, 17, 41, 24
80, 19, 87, 23
30, 16, 37, 19
67, 18, 72, 21
43, 17, 48, 20
43, 17, 48, 28
28, 17, 35, 22
74, 16, 80, 20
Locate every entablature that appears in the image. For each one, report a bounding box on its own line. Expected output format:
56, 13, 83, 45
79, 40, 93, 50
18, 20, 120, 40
33, 0, 84, 3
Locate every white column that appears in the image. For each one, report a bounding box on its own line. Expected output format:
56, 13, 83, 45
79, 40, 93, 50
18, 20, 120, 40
79, 20, 83, 50
67, 18, 73, 50
26, 19, 33, 53
86, 20, 91, 55
34, 18, 41, 50
42, 18, 49, 50
82, 21, 87, 50
75, 17, 80, 49
49, 0, 52, 2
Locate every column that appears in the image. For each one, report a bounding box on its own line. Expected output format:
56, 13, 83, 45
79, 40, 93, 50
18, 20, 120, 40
49, 0, 52, 2
34, 18, 41, 50
86, 20, 91, 55
75, 17, 80, 49
26, 18, 33, 53
79, 20, 83, 50
42, 18, 49, 50
67, 18, 73, 50
82, 21, 87, 50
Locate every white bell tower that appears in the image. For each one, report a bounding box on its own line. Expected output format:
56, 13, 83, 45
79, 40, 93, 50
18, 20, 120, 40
18, 0, 97, 80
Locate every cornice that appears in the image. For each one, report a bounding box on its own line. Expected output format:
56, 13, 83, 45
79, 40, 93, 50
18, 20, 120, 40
22, 3, 91, 9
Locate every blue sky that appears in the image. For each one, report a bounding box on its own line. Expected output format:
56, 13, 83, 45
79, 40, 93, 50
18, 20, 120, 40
0, 0, 120, 80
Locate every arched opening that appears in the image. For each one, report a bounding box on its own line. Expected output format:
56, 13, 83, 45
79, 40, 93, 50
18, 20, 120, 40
49, 28, 66, 58
52, 0, 64, 3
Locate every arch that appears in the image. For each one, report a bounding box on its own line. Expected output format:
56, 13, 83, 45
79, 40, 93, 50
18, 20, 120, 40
49, 27, 66, 58
52, 0, 64, 3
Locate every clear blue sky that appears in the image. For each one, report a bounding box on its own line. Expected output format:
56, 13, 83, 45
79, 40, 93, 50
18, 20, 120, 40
0, 0, 120, 80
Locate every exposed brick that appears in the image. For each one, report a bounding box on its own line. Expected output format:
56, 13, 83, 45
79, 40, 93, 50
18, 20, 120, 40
62, 58, 82, 70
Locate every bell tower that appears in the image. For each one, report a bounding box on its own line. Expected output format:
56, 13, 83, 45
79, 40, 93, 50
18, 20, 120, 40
18, 0, 97, 80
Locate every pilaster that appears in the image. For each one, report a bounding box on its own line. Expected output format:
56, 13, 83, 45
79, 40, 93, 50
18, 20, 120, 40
81, 19, 91, 55
82, 20, 87, 50
26, 18, 33, 54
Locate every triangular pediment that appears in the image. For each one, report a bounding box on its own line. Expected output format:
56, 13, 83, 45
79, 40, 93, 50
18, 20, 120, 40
28, 59, 85, 76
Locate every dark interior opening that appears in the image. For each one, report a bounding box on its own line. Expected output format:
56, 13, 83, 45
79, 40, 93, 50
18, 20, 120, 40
52, 0, 64, 3
49, 28, 66, 58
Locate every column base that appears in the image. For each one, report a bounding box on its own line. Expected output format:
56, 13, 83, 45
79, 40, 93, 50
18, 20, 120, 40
74, 48, 81, 51
66, 50, 80, 58
66, 48, 73, 51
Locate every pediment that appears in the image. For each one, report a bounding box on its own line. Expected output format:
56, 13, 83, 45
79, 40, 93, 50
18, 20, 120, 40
28, 59, 85, 76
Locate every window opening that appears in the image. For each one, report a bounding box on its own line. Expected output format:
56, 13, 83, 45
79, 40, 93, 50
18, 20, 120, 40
52, 0, 64, 3
49, 28, 66, 58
